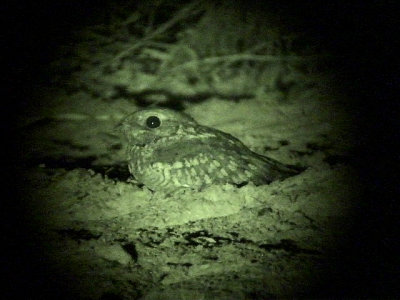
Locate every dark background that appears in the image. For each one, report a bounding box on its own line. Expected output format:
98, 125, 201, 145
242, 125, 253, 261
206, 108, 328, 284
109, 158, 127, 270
4, 0, 398, 298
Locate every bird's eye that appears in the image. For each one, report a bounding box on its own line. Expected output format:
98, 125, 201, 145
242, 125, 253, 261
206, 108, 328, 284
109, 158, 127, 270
146, 116, 161, 128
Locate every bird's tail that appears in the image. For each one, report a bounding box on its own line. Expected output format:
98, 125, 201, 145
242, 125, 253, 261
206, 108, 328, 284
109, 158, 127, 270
253, 152, 305, 183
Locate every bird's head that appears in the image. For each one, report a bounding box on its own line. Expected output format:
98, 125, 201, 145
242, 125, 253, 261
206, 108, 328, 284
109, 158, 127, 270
117, 108, 197, 147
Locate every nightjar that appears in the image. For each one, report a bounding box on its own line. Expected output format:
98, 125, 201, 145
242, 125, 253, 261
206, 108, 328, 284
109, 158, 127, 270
118, 108, 301, 192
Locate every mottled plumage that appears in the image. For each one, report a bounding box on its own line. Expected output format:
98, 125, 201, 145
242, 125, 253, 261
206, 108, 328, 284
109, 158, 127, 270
118, 108, 301, 191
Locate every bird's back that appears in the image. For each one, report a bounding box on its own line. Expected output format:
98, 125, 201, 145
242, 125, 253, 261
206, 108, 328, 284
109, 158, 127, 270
127, 122, 301, 191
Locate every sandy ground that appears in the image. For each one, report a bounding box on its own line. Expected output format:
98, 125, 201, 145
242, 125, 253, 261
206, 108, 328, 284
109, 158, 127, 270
13, 85, 364, 299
